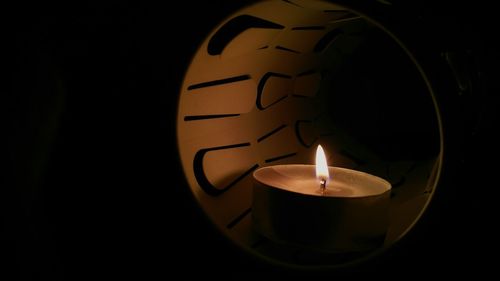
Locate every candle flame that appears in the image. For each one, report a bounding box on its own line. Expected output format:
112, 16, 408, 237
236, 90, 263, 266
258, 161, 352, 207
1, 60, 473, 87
316, 145, 329, 185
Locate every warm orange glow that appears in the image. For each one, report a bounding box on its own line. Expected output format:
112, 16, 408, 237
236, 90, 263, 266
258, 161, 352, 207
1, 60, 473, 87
315, 145, 329, 185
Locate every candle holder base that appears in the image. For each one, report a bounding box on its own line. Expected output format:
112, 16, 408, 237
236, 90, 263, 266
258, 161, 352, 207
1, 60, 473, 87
252, 180, 391, 253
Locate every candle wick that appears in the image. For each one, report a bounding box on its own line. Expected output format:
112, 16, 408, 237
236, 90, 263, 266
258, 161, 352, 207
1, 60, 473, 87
320, 179, 326, 196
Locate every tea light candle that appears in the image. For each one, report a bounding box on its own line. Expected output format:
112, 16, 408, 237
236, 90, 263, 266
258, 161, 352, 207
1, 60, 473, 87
252, 145, 391, 253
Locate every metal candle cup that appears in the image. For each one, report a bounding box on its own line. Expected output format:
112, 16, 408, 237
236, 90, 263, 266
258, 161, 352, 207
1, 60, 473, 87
252, 163, 391, 253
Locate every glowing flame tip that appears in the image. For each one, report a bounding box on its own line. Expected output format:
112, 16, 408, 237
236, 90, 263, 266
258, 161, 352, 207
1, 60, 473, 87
315, 145, 329, 184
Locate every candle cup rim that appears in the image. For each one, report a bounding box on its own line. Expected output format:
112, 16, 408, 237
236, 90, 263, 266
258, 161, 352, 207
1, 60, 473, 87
253, 164, 391, 198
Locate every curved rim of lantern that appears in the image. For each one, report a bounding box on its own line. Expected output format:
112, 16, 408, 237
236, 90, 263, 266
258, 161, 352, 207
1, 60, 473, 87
174, 0, 447, 270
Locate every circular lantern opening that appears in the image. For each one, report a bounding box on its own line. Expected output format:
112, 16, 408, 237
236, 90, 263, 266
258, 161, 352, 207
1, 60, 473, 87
177, 0, 442, 268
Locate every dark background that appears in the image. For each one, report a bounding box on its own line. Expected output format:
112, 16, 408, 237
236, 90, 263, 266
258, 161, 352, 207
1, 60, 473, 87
3, 0, 499, 279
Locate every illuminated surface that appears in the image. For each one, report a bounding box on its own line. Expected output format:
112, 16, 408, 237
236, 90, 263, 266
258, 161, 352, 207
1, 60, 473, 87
177, 0, 441, 267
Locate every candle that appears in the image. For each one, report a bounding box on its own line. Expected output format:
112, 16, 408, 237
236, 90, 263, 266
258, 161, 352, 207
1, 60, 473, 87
252, 145, 391, 253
